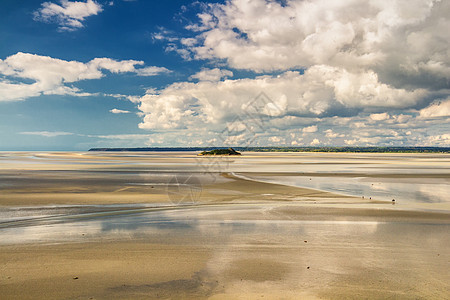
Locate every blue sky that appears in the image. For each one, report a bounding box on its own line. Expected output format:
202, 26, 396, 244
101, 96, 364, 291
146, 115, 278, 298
0, 0, 449, 150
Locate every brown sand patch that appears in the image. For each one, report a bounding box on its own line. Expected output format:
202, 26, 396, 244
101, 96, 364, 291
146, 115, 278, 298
225, 258, 289, 282
0, 242, 213, 300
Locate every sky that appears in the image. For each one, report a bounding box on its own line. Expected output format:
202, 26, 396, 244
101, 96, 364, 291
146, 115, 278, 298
0, 0, 449, 150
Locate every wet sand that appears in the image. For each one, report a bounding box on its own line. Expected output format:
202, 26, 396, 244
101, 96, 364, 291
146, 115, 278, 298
0, 170, 351, 207
1, 205, 448, 299
0, 152, 449, 299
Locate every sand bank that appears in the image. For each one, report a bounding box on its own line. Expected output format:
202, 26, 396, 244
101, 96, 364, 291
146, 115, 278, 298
0, 169, 359, 207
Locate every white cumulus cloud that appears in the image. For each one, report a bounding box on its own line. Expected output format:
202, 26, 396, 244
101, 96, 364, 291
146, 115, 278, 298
268, 136, 282, 143
302, 125, 318, 133
137, 68, 425, 130
110, 108, 131, 114
34, 0, 103, 31
189, 68, 233, 81
140, 0, 450, 146
419, 98, 450, 118
182, 0, 449, 90
136, 66, 171, 76
370, 113, 390, 121
424, 134, 450, 146
0, 52, 169, 101
310, 138, 320, 146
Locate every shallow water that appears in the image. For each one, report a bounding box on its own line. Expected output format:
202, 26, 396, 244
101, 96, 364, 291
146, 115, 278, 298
243, 174, 449, 204
1, 203, 448, 246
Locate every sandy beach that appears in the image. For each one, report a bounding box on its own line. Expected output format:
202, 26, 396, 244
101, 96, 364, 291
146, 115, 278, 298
3, 0, 450, 298
0, 152, 449, 299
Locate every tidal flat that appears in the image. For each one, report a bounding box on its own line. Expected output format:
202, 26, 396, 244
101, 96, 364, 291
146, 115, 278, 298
0, 152, 449, 299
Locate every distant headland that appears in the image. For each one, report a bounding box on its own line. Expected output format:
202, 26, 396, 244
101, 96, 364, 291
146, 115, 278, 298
88, 147, 449, 153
